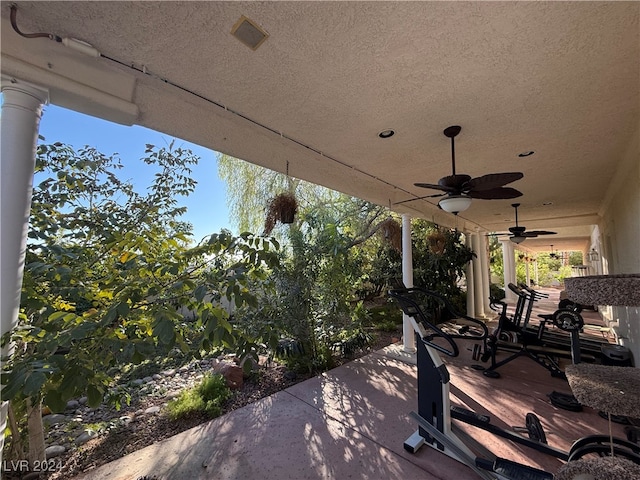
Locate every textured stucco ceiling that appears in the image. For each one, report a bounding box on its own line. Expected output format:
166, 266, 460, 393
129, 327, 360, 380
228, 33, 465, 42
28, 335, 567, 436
2, 1, 639, 254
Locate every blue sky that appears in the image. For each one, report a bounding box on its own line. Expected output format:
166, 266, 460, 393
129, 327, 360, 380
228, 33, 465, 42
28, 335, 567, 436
37, 104, 232, 241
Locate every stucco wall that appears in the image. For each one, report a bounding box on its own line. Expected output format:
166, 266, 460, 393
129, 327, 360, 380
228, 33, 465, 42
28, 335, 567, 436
598, 124, 640, 364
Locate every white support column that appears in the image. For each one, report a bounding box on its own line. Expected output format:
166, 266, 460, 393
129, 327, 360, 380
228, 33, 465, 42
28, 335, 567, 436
401, 214, 416, 353
1, 79, 49, 462
500, 239, 517, 302
466, 233, 476, 318
478, 233, 492, 316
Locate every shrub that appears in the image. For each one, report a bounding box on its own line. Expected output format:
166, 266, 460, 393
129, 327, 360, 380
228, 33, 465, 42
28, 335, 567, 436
166, 374, 231, 420
489, 283, 505, 301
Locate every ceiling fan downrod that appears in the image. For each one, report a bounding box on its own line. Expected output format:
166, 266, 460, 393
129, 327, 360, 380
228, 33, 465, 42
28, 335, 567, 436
443, 125, 461, 176
513, 203, 520, 226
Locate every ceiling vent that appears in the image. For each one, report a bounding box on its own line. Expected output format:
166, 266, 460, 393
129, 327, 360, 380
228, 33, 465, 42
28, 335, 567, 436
231, 15, 269, 50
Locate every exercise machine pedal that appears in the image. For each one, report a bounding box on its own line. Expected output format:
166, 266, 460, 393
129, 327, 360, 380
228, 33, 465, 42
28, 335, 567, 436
409, 411, 496, 480
451, 406, 491, 424
477, 457, 554, 480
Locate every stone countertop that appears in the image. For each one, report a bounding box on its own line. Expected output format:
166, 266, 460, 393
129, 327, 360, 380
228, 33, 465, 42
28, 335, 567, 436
564, 274, 640, 307
565, 363, 640, 418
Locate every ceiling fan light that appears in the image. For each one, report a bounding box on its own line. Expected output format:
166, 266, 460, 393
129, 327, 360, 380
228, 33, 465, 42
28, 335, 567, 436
439, 195, 472, 214
510, 235, 526, 244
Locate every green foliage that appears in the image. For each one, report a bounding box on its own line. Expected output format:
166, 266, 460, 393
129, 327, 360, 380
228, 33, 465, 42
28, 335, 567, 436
411, 220, 475, 311
367, 302, 402, 329
489, 236, 587, 288
2, 142, 280, 419
218, 155, 476, 371
165, 373, 231, 420
488, 235, 504, 284
330, 328, 374, 357
489, 283, 506, 301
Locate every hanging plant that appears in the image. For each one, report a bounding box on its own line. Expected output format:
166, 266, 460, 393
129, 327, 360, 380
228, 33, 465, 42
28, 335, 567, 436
377, 218, 402, 251
264, 192, 298, 235
427, 231, 447, 255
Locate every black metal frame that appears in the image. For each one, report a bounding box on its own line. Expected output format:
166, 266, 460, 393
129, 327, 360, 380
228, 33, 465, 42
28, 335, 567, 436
388, 287, 640, 480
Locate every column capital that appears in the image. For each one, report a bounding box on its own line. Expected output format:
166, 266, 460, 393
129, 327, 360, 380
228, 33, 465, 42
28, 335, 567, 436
1, 76, 49, 107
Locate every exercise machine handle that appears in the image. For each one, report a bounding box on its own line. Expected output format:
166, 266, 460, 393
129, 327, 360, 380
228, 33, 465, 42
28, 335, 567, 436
389, 288, 488, 357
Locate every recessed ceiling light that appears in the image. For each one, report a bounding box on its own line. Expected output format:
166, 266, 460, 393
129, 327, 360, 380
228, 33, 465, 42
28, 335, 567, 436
378, 129, 395, 139
518, 151, 535, 157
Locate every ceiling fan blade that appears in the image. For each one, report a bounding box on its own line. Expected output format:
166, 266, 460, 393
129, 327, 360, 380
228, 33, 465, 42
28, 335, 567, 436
393, 193, 446, 205
414, 182, 458, 193
465, 172, 524, 191
525, 230, 557, 236
468, 187, 523, 199
439, 174, 472, 189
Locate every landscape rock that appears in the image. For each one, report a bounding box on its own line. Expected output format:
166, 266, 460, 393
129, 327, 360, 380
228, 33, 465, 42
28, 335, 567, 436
119, 415, 133, 425
212, 361, 244, 390
42, 414, 66, 426
45, 445, 66, 458
165, 390, 182, 400
74, 430, 97, 445
144, 406, 161, 415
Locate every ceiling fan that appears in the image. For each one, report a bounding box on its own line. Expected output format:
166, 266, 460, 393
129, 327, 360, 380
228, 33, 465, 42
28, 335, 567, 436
395, 125, 524, 214
494, 203, 557, 244
549, 245, 565, 260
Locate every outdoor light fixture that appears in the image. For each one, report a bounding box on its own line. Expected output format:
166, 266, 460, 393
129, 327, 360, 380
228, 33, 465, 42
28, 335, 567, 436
439, 195, 472, 214
588, 248, 600, 262
510, 235, 526, 244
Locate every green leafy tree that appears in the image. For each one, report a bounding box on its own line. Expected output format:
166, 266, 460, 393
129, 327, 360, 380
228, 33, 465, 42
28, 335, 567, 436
2, 142, 279, 466
411, 220, 475, 311
218, 155, 398, 371
487, 235, 506, 299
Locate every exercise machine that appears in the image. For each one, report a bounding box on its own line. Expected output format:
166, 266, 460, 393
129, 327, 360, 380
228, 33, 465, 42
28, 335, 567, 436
388, 287, 640, 480
516, 284, 613, 358
482, 294, 587, 379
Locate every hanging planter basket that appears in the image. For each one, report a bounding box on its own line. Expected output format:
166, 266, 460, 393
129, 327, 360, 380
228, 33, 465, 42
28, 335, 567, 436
264, 192, 298, 235
378, 218, 402, 251
427, 231, 447, 255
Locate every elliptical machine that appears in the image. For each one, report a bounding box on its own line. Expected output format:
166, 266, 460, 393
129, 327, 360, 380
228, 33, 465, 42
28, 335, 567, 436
388, 287, 640, 480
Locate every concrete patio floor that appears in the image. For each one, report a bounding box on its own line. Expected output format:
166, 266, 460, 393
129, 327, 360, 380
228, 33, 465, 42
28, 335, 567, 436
70, 289, 630, 480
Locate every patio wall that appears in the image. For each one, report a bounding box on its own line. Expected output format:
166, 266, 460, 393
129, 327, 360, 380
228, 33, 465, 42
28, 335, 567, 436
598, 123, 640, 363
